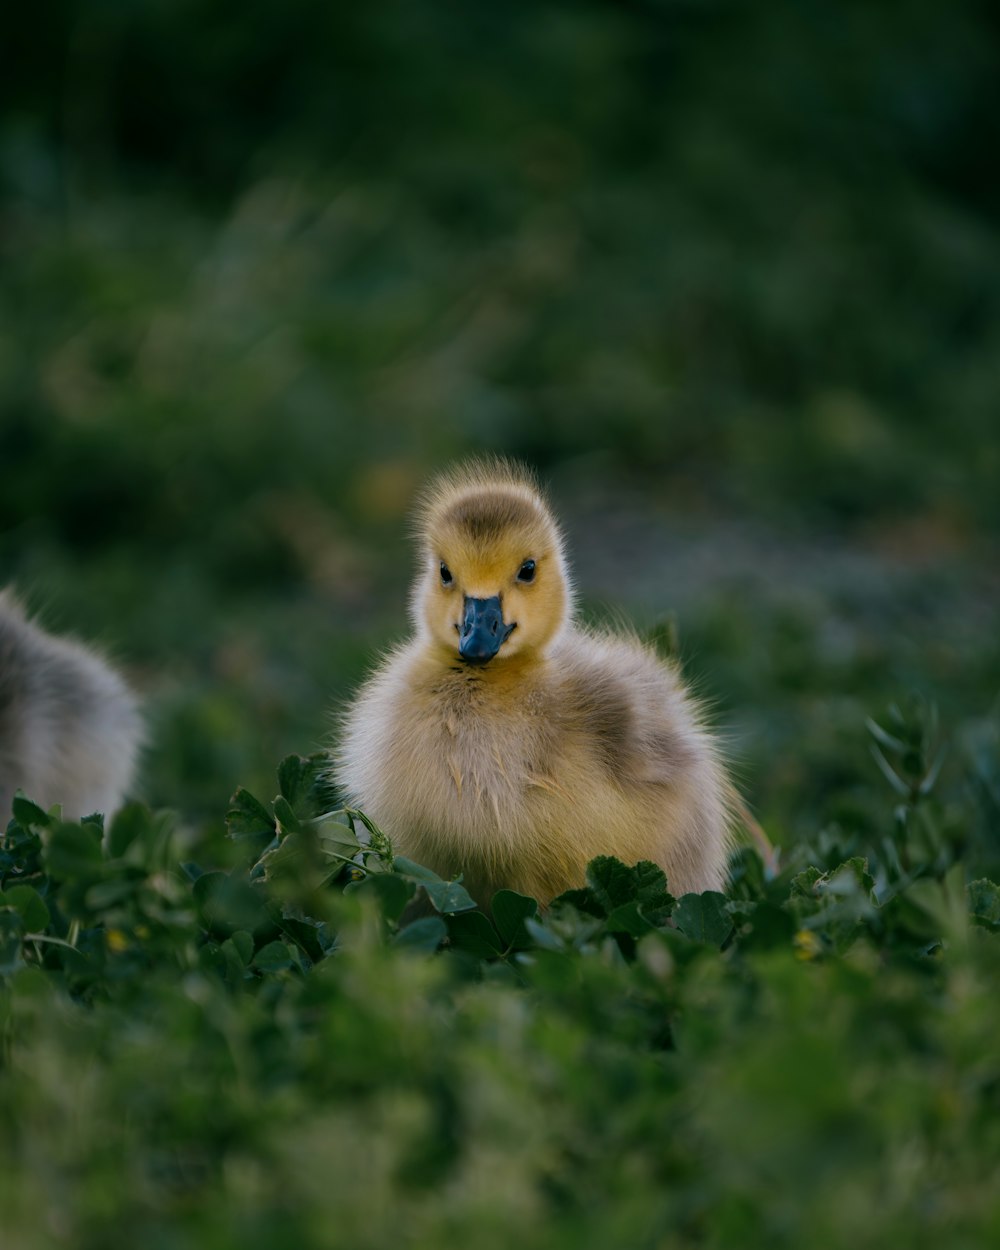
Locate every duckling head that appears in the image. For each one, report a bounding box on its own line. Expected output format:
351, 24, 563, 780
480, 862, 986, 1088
412, 459, 572, 667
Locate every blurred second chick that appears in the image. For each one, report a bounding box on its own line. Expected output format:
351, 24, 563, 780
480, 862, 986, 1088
0, 591, 141, 821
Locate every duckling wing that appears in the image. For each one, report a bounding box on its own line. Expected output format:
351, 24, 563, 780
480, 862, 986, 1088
547, 629, 731, 895
554, 631, 704, 788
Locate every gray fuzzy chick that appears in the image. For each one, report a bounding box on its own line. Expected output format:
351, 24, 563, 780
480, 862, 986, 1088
0, 590, 142, 820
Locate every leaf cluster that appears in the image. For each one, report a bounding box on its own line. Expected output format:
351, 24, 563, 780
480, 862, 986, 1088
2, 703, 1000, 1249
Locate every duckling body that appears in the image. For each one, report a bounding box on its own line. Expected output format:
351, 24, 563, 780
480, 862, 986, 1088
0, 591, 142, 820
335, 461, 730, 903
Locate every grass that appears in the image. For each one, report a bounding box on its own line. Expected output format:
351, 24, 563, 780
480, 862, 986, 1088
1, 712, 999, 1249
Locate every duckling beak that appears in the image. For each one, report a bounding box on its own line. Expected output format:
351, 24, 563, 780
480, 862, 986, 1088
459, 596, 515, 665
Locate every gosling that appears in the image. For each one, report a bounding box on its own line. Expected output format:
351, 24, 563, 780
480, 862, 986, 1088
0, 590, 142, 820
334, 460, 731, 904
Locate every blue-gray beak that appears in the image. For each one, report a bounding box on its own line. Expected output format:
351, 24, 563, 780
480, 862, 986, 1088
459, 596, 515, 665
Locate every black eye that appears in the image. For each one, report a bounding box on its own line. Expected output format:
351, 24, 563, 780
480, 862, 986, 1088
516, 559, 536, 583
440, 562, 454, 586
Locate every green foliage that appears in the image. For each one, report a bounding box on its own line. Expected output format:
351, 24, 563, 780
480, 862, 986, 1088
2, 715, 1000, 1247
3, 0, 1000, 835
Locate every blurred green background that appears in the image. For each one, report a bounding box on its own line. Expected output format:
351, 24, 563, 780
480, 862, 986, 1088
2, 0, 998, 850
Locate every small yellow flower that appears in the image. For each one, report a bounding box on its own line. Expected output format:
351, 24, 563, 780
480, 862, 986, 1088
106, 929, 129, 953
794, 928, 822, 961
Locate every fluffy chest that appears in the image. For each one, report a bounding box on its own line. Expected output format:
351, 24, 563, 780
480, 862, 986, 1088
406, 669, 554, 810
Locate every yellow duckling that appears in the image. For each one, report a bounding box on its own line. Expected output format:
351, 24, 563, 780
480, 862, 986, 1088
334, 459, 731, 904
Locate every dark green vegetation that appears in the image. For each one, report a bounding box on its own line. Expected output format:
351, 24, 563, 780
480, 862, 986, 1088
3, 2, 1000, 1246
2, 720, 1000, 1249
3, 0, 1000, 819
